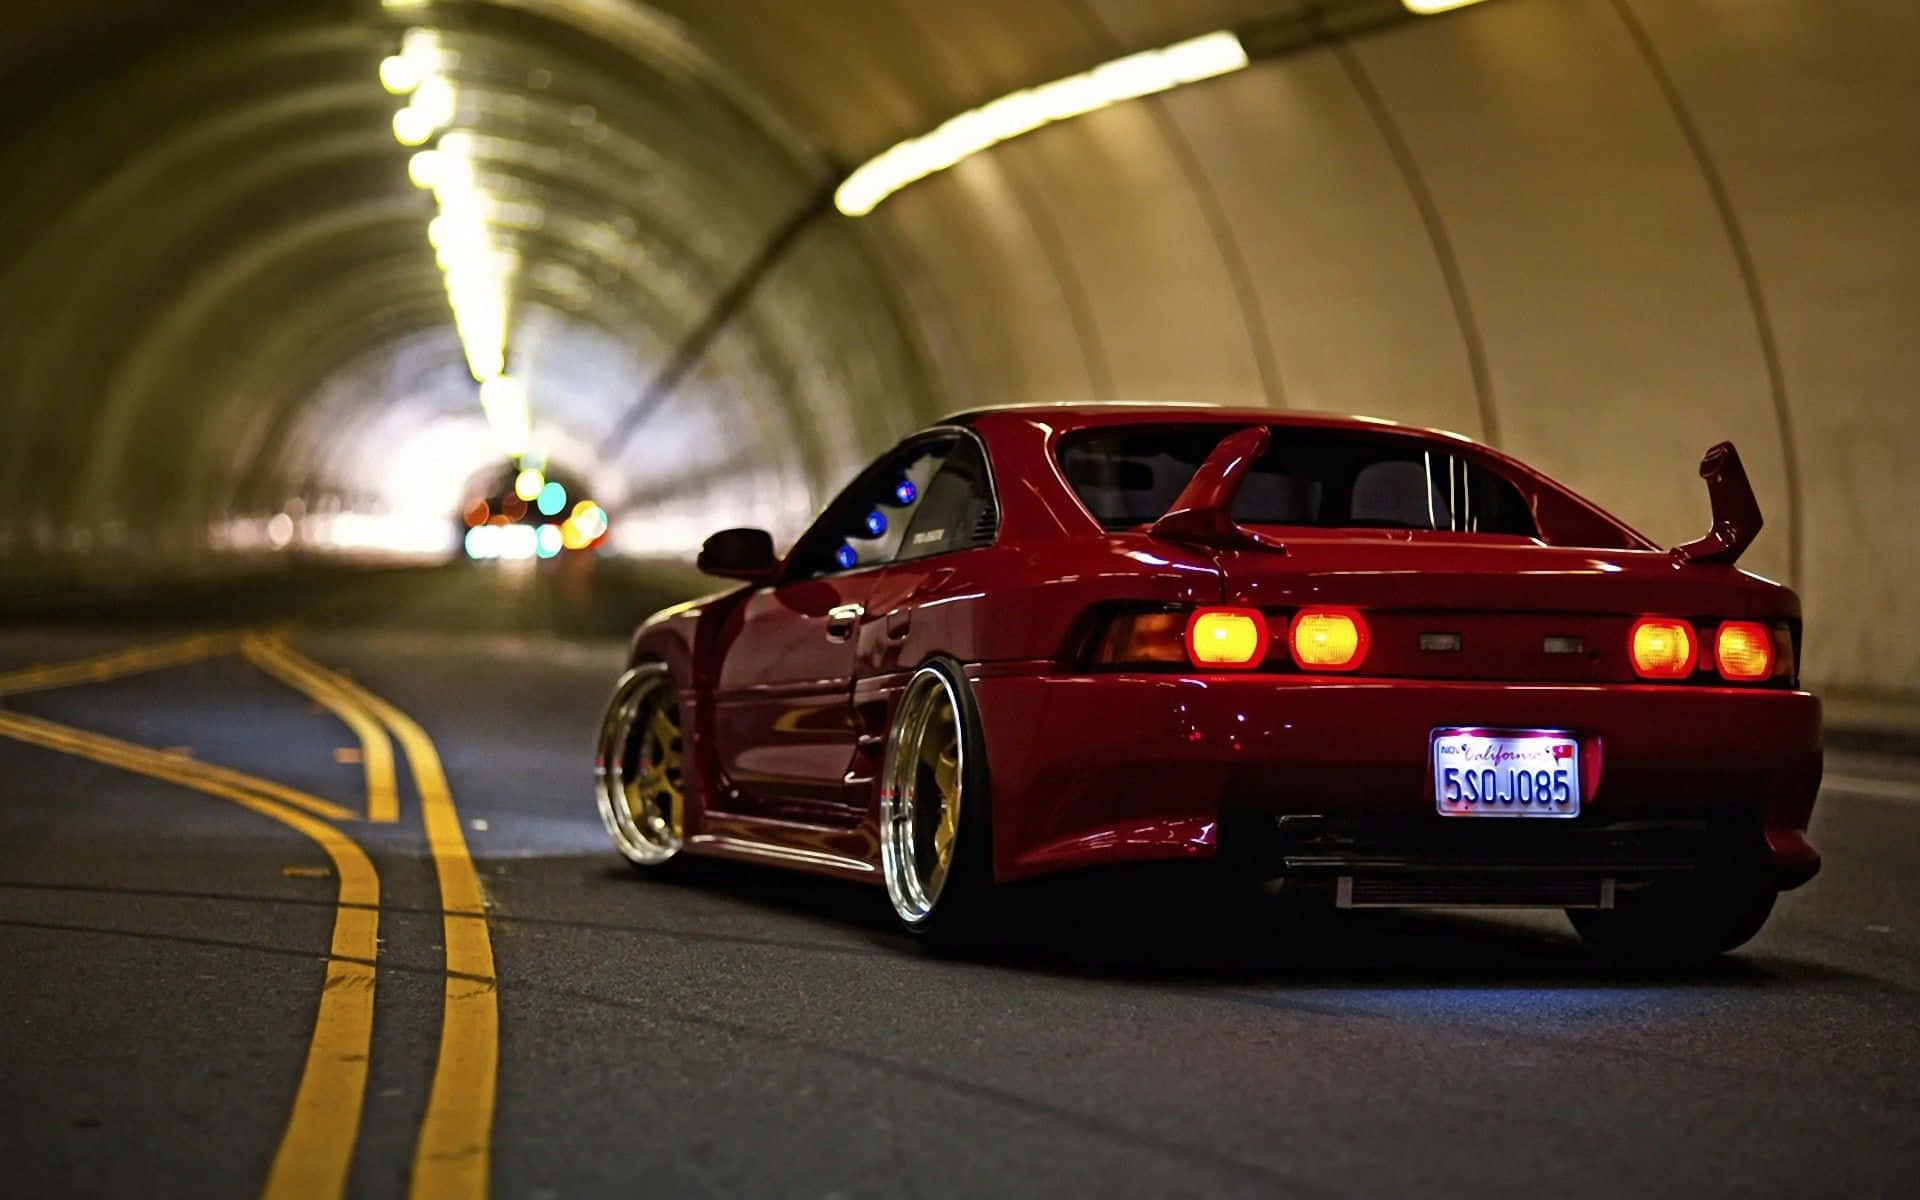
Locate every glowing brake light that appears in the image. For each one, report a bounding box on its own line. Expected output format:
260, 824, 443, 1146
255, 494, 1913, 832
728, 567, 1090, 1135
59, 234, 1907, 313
1289, 609, 1368, 672
1714, 621, 1776, 682
1629, 617, 1698, 680
1186, 608, 1269, 669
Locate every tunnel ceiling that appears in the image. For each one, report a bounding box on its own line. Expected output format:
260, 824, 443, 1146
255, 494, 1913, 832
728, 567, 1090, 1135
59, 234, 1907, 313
0, 0, 1435, 573
0, 0, 868, 566
2, 0, 1916, 698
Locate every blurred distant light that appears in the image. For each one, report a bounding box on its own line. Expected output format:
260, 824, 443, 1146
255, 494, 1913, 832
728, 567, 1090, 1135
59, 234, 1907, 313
479, 375, 532, 457
502, 525, 537, 560
408, 76, 456, 130
462, 499, 490, 527
835, 543, 859, 570
514, 467, 545, 503
266, 512, 295, 550
380, 55, 423, 95
469, 523, 538, 561
894, 479, 917, 506
835, 31, 1247, 217
557, 502, 610, 552
501, 494, 528, 522
536, 481, 567, 516
464, 525, 494, 560
1403, 0, 1492, 12
536, 524, 563, 559
312, 512, 458, 558
577, 503, 609, 541
392, 106, 436, 146
865, 510, 888, 537
407, 149, 442, 189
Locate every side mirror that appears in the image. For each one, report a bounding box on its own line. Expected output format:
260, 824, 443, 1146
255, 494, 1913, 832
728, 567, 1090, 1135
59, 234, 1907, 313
697, 527, 779, 582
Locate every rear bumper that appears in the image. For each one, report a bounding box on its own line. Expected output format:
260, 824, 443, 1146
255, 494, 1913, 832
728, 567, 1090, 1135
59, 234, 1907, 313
967, 669, 1822, 891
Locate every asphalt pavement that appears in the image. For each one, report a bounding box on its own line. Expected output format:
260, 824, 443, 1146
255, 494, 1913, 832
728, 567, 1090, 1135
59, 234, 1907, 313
2, 617, 1917, 1199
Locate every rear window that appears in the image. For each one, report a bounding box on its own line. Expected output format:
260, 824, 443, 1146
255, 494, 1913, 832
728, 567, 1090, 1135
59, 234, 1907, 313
1057, 424, 1537, 536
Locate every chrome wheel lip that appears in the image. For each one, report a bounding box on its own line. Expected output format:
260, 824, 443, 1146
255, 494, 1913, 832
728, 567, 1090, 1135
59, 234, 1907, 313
595, 664, 684, 866
880, 665, 964, 926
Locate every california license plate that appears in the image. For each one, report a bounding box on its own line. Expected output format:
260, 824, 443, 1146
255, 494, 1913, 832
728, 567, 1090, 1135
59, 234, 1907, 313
1432, 728, 1580, 818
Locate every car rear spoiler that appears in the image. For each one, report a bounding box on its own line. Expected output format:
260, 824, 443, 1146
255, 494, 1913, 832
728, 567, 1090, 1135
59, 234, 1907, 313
1149, 425, 1288, 553
1669, 441, 1763, 567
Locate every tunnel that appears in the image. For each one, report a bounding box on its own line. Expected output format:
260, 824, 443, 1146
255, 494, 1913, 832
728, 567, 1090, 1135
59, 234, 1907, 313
1, 0, 1913, 700
3, 2, 1919, 1196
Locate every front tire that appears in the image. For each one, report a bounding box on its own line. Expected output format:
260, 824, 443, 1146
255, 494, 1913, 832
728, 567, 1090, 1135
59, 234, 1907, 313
879, 659, 994, 945
595, 663, 688, 870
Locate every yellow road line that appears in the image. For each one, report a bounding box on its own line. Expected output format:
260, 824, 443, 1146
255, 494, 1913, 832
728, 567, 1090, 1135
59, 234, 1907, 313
262, 638, 496, 1200
0, 630, 242, 697
243, 635, 400, 823
0, 710, 379, 1200
0, 709, 355, 823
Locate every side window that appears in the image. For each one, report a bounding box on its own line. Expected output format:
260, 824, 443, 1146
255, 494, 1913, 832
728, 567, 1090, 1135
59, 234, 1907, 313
786, 438, 955, 578
897, 437, 996, 561
1351, 459, 1450, 529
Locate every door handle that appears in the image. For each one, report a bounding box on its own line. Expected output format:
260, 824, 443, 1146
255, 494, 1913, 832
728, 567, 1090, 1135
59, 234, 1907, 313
825, 602, 865, 643
884, 607, 911, 642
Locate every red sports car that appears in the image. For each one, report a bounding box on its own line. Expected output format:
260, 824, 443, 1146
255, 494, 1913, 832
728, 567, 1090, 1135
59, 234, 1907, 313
596, 405, 1821, 959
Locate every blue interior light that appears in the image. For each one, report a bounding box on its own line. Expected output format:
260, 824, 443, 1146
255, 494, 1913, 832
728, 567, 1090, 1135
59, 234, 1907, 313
865, 510, 888, 537
894, 479, 917, 506
835, 543, 858, 570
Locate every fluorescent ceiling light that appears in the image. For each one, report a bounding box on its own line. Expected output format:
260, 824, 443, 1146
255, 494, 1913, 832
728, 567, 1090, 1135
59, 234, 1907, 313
1402, 0, 1494, 13
835, 30, 1248, 218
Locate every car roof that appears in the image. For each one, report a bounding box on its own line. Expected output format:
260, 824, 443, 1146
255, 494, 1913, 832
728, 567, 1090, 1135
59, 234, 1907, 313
937, 403, 1483, 447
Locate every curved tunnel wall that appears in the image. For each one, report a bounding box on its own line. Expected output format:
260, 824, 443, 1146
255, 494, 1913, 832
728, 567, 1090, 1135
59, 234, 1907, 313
0, 0, 1914, 699
660, 0, 1917, 696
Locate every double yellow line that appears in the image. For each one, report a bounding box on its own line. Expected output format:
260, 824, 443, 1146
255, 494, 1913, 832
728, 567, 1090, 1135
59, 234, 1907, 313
243, 637, 398, 823
243, 635, 498, 1198
0, 632, 498, 1198
0, 631, 242, 698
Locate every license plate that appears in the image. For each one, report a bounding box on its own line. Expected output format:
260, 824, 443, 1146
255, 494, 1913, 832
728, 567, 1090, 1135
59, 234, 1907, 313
1432, 728, 1580, 818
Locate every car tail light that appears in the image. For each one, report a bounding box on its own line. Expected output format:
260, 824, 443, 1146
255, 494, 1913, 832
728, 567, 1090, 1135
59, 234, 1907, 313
1770, 624, 1797, 683
1629, 617, 1698, 679
1714, 620, 1776, 682
1089, 610, 1187, 666
1288, 609, 1368, 672
1186, 608, 1269, 669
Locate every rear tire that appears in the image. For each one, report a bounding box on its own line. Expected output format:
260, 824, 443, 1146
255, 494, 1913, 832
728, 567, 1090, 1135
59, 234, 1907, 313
879, 659, 995, 948
1568, 875, 1777, 965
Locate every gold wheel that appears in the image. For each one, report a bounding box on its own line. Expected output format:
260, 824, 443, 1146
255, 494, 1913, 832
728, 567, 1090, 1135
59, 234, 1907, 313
595, 665, 685, 866
880, 665, 967, 925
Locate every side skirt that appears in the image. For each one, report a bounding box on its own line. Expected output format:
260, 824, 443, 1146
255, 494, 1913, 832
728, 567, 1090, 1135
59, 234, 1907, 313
687, 812, 880, 883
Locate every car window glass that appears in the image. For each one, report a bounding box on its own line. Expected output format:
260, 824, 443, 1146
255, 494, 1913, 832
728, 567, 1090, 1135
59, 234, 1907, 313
786, 439, 955, 578
897, 437, 995, 561
1351, 460, 1452, 528
1057, 425, 1536, 536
